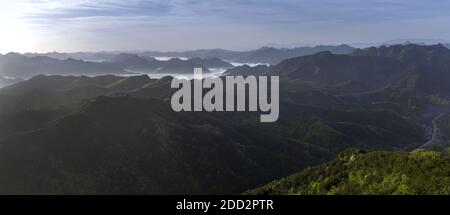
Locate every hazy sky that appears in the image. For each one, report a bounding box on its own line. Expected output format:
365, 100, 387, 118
1, 0, 450, 53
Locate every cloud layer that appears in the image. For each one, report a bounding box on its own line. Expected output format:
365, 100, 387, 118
3, 0, 450, 52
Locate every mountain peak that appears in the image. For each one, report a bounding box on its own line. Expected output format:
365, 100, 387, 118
312, 51, 334, 58
167, 57, 183, 63
4, 52, 23, 58
111, 53, 147, 63
352, 44, 450, 67
258, 46, 278, 51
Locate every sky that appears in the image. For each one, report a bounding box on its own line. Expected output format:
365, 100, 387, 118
1, 0, 450, 53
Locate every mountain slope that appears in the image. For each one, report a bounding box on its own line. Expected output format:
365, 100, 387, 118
0, 73, 427, 194
0, 96, 331, 194
246, 149, 450, 195
0, 75, 158, 115
268, 51, 408, 91
224, 65, 270, 76
352, 44, 450, 71
0, 76, 23, 88
352, 44, 450, 98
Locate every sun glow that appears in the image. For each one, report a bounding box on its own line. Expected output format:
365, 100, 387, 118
0, 20, 33, 54
0, 0, 34, 54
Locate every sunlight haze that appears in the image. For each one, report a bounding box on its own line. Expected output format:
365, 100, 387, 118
1, 0, 450, 53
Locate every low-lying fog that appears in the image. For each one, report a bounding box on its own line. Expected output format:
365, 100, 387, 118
124, 67, 227, 80
153, 56, 189, 61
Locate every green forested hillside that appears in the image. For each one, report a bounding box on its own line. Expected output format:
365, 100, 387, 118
0, 96, 333, 194
246, 149, 450, 195
0, 79, 425, 194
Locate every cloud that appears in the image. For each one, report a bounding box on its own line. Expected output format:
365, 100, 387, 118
23, 0, 450, 25
4, 0, 450, 52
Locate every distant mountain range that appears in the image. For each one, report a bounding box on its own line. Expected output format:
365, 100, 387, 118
0, 53, 236, 79
233, 45, 355, 64
107, 53, 218, 74
4, 43, 450, 95
183, 45, 353, 65
20, 43, 450, 65
1, 45, 356, 80
220, 43, 450, 99
383, 39, 450, 46
23, 45, 355, 65
0, 53, 127, 79
350, 39, 450, 48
